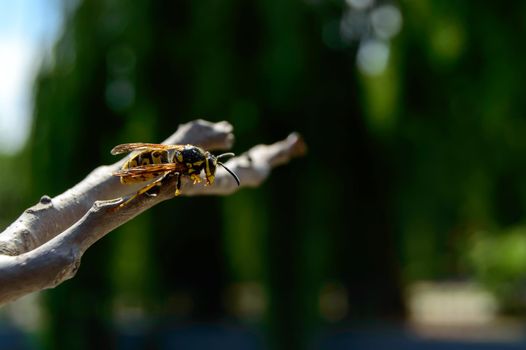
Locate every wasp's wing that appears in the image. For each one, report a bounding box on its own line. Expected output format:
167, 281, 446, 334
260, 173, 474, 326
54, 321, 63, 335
113, 163, 179, 178
114, 164, 180, 185
111, 143, 185, 155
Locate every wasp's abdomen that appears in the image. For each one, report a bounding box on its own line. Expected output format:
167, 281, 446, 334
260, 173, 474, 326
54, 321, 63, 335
121, 150, 170, 184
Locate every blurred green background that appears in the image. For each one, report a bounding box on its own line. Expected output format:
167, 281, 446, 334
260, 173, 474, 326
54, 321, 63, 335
2, 0, 526, 349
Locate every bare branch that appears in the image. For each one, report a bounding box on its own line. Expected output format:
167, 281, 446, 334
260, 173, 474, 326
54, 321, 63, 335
0, 119, 234, 256
182, 132, 306, 195
0, 120, 306, 304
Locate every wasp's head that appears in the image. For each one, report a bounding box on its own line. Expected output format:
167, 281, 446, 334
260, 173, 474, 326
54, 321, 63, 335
204, 152, 240, 186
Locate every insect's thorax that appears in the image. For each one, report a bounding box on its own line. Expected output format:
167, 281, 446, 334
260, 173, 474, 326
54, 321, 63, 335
179, 146, 205, 163
175, 146, 208, 174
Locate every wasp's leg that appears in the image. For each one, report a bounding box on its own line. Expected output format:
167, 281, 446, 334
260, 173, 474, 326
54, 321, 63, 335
190, 173, 202, 184
175, 172, 182, 196
144, 182, 162, 197
118, 172, 171, 208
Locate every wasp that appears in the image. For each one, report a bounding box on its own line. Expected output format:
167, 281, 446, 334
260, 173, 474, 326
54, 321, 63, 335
111, 143, 240, 206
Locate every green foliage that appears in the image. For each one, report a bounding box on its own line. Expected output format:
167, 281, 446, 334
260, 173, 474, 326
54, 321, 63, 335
0, 154, 30, 231
469, 227, 526, 312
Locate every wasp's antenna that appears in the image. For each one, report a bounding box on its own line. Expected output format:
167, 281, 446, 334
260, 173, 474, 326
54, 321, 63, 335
218, 162, 240, 186
217, 152, 235, 161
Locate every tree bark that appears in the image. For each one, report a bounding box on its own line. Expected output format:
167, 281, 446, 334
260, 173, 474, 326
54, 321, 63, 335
0, 119, 305, 305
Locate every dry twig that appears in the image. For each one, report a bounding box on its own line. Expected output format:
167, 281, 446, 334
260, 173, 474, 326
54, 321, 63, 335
0, 120, 305, 305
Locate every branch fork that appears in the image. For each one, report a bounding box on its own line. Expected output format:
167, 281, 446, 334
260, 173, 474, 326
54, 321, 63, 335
0, 120, 306, 305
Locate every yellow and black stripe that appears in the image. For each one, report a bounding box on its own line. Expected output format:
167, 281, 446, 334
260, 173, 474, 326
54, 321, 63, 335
120, 150, 170, 184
